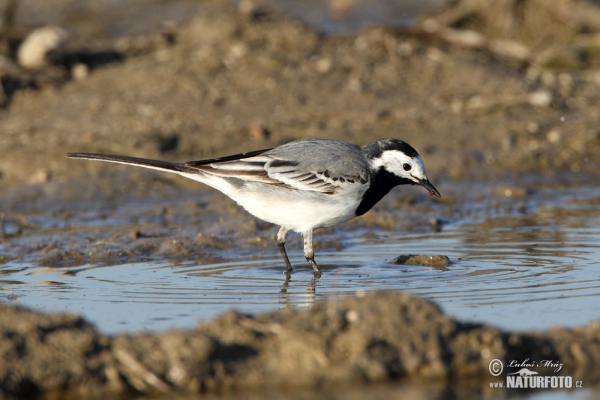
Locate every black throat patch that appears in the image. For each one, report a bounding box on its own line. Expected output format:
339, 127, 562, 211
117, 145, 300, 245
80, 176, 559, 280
355, 168, 414, 216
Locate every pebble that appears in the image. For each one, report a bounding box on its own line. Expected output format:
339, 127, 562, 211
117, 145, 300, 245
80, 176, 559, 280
315, 57, 332, 73
17, 26, 68, 69
71, 63, 89, 80
493, 186, 529, 198
528, 90, 553, 107
546, 129, 562, 143
29, 169, 51, 184
388, 254, 452, 269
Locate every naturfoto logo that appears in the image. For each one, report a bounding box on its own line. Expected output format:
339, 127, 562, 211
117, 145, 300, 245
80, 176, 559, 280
488, 358, 583, 390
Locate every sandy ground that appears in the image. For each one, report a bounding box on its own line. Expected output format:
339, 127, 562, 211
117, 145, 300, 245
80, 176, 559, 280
1, 0, 599, 191
1, 0, 600, 397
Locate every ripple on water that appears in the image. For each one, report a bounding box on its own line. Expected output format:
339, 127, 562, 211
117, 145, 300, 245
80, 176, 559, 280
0, 189, 599, 334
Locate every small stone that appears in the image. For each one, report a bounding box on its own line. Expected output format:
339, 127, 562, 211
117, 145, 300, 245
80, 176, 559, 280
71, 63, 89, 80
229, 42, 248, 61
315, 58, 332, 73
29, 169, 52, 184
493, 186, 528, 198
546, 129, 561, 144
528, 90, 552, 107
388, 254, 452, 269
18, 26, 68, 69
345, 310, 359, 323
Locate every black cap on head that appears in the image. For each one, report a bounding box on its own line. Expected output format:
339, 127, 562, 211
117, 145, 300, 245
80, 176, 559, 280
363, 139, 419, 159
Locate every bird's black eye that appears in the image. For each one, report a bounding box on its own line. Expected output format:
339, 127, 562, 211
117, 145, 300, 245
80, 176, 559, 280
403, 163, 412, 171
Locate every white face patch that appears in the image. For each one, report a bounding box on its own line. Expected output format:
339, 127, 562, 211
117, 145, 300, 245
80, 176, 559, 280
371, 150, 428, 183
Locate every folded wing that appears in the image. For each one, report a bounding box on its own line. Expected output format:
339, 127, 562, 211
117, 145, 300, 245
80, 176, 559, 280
186, 139, 371, 195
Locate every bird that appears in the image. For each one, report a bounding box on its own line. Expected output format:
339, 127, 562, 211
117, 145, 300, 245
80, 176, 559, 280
67, 138, 440, 277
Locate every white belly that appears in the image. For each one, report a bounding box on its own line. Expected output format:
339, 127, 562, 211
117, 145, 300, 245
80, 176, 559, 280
233, 184, 362, 233
180, 172, 366, 233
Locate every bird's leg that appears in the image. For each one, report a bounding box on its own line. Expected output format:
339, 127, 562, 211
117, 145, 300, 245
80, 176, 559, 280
276, 226, 293, 272
303, 230, 322, 277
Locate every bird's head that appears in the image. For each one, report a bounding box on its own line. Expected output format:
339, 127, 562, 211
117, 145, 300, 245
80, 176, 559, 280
364, 139, 441, 197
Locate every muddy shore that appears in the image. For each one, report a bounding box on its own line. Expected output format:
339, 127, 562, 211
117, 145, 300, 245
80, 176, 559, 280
1, 291, 600, 398
0, 0, 598, 269
1, 0, 600, 397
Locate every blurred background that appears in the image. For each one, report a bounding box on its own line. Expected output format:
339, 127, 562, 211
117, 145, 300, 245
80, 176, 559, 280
1, 0, 599, 185
1, 1, 600, 398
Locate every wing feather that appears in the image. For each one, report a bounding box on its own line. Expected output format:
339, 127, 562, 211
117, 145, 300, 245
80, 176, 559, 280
182, 140, 372, 194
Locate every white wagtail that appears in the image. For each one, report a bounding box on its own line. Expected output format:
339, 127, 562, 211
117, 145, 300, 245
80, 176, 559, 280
67, 138, 440, 276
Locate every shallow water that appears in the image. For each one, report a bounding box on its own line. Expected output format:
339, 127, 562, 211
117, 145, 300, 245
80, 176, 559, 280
1, 186, 599, 336
13, 0, 431, 39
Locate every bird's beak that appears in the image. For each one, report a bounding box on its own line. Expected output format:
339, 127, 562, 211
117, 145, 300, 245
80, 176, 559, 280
418, 178, 441, 198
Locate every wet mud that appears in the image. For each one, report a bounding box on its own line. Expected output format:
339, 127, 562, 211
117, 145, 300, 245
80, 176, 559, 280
1, 291, 600, 398
1, 0, 600, 398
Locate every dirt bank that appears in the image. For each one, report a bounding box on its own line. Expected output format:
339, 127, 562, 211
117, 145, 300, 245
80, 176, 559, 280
1, 291, 599, 398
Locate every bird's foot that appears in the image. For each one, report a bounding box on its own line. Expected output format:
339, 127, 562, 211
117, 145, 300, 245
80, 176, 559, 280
307, 257, 322, 278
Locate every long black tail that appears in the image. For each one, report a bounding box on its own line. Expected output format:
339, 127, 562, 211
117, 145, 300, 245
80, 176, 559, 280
66, 152, 196, 174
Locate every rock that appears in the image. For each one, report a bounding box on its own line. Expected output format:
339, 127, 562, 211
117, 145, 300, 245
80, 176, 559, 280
315, 57, 332, 73
71, 63, 89, 80
28, 169, 52, 184
493, 186, 529, 198
388, 254, 452, 269
528, 90, 553, 107
546, 129, 562, 144
17, 26, 68, 69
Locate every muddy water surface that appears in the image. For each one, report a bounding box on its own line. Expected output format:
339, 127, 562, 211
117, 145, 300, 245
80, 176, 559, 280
1, 185, 598, 336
